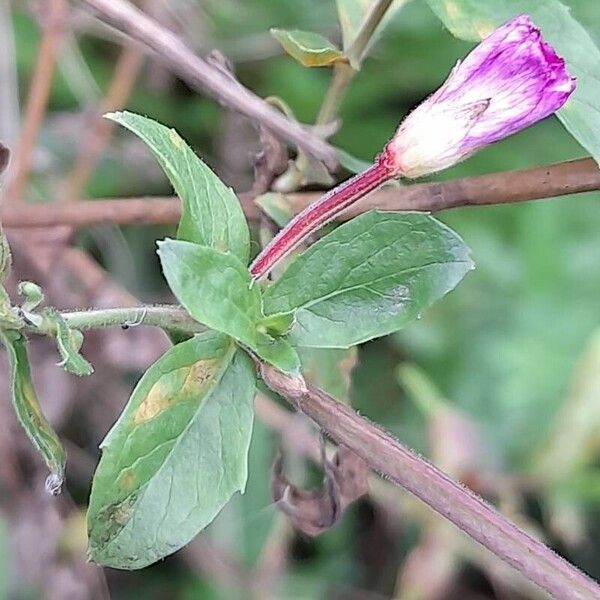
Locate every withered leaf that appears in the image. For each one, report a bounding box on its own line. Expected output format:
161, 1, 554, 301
272, 445, 368, 536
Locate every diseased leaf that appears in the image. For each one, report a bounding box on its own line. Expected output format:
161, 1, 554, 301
44, 309, 93, 377
263, 211, 473, 348
272, 446, 368, 536
271, 29, 346, 67
158, 239, 300, 374
106, 111, 249, 262
424, 0, 600, 166
87, 332, 256, 569
0, 331, 66, 493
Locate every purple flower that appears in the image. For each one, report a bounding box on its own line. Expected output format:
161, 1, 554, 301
386, 14, 576, 178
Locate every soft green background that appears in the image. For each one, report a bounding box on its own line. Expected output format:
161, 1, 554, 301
6, 0, 600, 597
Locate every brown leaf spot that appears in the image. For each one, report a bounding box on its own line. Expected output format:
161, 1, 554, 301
169, 129, 184, 149
476, 22, 495, 39
133, 359, 219, 425
117, 468, 137, 492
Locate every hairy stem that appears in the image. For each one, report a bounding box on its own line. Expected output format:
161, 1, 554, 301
258, 363, 600, 600
250, 158, 394, 279
51, 305, 202, 334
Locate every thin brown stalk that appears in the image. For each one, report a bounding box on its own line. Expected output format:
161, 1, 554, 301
1, 158, 598, 229
61, 40, 145, 201
5, 0, 68, 203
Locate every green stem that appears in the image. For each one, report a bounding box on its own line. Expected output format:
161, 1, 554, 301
315, 62, 355, 127
346, 0, 395, 67
33, 305, 203, 335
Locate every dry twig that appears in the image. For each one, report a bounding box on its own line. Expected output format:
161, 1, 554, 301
1, 158, 598, 229
77, 0, 338, 169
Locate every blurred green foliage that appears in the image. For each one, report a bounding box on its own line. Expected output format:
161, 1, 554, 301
6, 0, 600, 597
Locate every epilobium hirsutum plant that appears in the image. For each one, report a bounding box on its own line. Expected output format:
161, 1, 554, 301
249, 15, 575, 280
5, 5, 600, 595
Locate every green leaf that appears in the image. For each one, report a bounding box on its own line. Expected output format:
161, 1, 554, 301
258, 312, 295, 337
157, 239, 300, 373
87, 332, 256, 569
263, 211, 473, 348
0, 287, 22, 330
0, 331, 66, 494
0, 225, 11, 283
44, 309, 93, 377
336, 0, 407, 52
423, 0, 600, 166
271, 29, 346, 67
106, 111, 250, 263
564, 0, 600, 47
17, 281, 43, 312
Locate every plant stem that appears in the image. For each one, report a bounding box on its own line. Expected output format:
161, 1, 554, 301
275, 0, 396, 191
5, 0, 67, 204
258, 362, 600, 600
1, 158, 598, 229
316, 62, 355, 127
249, 158, 394, 280
346, 0, 396, 67
55, 306, 202, 334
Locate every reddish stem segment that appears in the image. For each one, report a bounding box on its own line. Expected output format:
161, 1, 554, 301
250, 156, 395, 280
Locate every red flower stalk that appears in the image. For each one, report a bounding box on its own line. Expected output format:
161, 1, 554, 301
249, 153, 397, 280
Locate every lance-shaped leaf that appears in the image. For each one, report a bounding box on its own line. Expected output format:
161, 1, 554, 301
87, 332, 256, 569
157, 239, 300, 374
107, 111, 250, 263
424, 0, 600, 167
271, 29, 346, 67
262, 211, 473, 348
0, 331, 66, 494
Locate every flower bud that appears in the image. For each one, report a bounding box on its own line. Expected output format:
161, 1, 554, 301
386, 15, 576, 178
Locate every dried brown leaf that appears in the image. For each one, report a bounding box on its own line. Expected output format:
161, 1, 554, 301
272, 445, 368, 536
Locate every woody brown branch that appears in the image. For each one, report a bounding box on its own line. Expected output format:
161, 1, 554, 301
76, 0, 338, 169
1, 158, 598, 229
